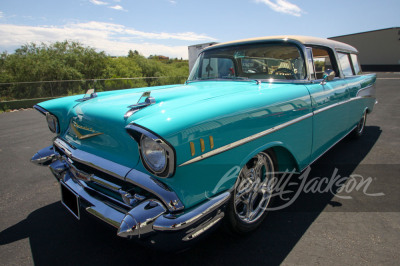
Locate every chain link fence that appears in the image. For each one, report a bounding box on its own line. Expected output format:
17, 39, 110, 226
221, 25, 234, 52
0, 76, 187, 111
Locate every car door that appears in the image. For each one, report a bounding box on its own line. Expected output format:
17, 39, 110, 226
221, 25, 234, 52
305, 46, 350, 163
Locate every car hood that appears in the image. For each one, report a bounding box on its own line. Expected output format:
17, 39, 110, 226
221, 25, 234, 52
38, 81, 261, 168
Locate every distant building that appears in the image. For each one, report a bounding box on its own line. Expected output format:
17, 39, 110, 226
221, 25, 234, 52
329, 27, 400, 71
188, 42, 218, 73
156, 55, 169, 60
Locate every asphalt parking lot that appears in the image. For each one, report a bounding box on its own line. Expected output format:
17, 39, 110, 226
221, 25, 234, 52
0, 73, 399, 265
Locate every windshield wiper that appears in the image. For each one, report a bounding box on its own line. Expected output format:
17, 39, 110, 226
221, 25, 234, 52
221, 76, 262, 84
187, 76, 262, 84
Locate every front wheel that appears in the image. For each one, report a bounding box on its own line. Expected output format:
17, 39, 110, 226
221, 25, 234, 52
225, 150, 276, 234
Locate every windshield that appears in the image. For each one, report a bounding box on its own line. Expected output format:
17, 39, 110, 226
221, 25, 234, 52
188, 43, 306, 82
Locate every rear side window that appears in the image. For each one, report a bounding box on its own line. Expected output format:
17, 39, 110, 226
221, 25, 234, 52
350, 54, 362, 75
338, 52, 354, 77
308, 47, 339, 79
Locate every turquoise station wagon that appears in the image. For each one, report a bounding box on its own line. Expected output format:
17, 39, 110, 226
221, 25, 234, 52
31, 36, 376, 248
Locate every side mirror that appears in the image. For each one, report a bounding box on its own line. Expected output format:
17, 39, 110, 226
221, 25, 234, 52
320, 69, 335, 85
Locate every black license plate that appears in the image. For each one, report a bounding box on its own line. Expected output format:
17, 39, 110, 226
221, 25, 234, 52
60, 183, 80, 219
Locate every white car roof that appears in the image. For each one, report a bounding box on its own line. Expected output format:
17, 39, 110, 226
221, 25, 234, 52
205, 35, 358, 53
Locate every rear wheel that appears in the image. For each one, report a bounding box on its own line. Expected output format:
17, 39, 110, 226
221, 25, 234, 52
225, 150, 276, 234
351, 110, 367, 138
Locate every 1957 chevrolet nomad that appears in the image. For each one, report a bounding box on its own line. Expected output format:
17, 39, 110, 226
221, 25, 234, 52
31, 36, 376, 248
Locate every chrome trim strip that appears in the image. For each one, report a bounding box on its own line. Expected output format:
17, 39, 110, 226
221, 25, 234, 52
179, 113, 313, 167
90, 175, 122, 192
313, 94, 374, 115
313, 98, 353, 115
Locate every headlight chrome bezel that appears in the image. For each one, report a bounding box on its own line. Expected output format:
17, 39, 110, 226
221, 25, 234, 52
45, 112, 60, 134
140, 134, 168, 174
126, 124, 176, 178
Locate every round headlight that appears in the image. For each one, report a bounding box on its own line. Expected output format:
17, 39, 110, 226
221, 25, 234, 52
46, 113, 59, 133
140, 135, 167, 173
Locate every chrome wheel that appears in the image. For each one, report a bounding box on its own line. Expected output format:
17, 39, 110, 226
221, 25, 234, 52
234, 152, 275, 224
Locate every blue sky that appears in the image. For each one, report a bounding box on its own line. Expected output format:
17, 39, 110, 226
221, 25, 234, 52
0, 0, 399, 59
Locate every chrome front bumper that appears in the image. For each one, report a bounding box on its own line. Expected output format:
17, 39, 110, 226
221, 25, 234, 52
31, 138, 230, 246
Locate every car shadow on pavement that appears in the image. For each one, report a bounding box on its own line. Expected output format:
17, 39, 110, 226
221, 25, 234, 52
0, 126, 382, 265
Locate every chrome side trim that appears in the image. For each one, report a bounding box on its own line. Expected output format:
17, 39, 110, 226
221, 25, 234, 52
178, 113, 313, 167
313, 94, 374, 115
313, 98, 354, 115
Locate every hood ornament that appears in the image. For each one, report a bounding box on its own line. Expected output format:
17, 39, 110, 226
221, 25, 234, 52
76, 88, 98, 102
124, 91, 156, 119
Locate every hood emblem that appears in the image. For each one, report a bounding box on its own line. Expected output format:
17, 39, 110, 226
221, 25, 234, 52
70, 121, 103, 140
124, 91, 156, 119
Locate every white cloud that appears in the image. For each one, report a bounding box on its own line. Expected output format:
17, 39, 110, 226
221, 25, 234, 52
168, 0, 177, 4
255, 0, 304, 17
0, 11, 4, 18
109, 5, 125, 11
89, 0, 109, 5
0, 22, 216, 58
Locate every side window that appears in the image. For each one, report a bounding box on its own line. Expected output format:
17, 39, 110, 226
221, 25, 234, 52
338, 52, 354, 77
350, 54, 362, 75
309, 47, 339, 79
